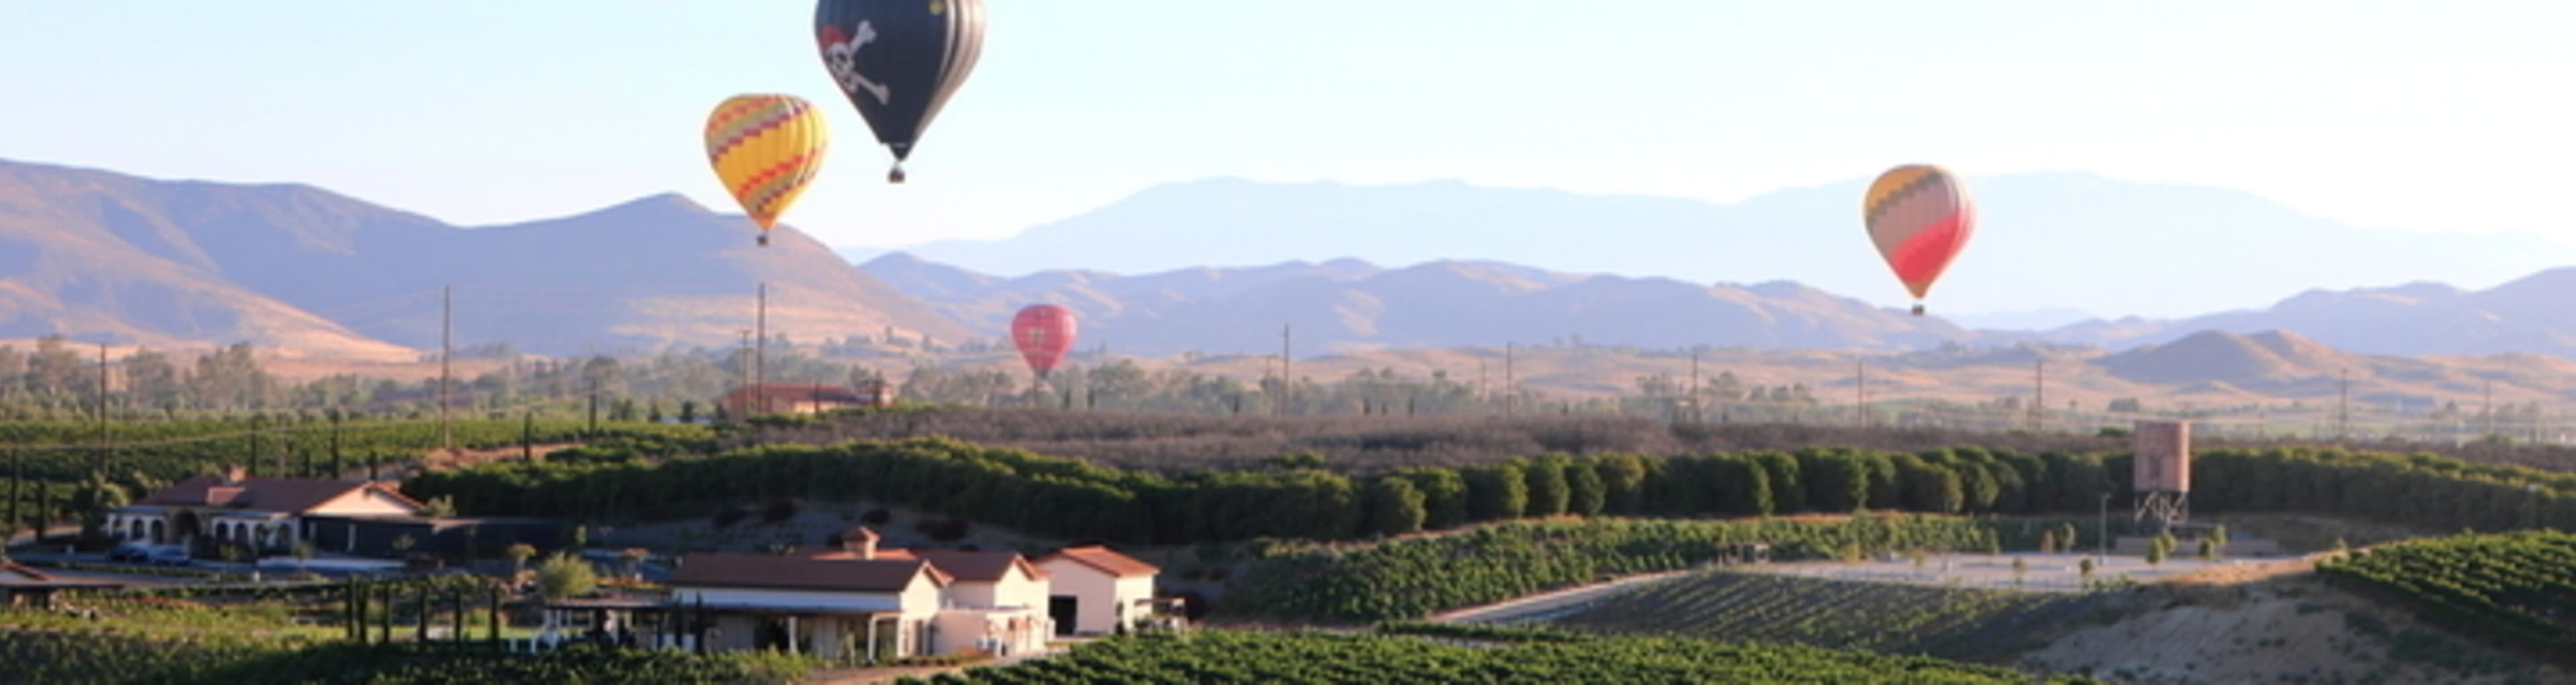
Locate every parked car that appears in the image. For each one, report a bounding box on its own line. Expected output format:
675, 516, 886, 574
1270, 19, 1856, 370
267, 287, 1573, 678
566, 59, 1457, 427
146, 545, 193, 566
107, 542, 155, 562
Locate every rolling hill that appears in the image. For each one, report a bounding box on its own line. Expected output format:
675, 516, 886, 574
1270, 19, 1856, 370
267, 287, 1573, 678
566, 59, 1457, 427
868, 174, 2576, 321
861, 252, 1972, 357
2034, 270, 2576, 358
0, 158, 970, 358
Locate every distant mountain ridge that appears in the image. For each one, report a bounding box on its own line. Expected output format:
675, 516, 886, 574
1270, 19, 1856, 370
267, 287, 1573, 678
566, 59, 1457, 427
2027, 268, 2576, 358
871, 174, 2576, 320
864, 251, 1977, 357
13, 155, 2576, 372
0, 158, 969, 357
851, 251, 2576, 410
863, 252, 2576, 362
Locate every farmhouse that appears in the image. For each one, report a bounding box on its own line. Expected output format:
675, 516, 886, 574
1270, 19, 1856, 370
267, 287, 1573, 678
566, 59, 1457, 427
106, 466, 433, 553
656, 527, 1157, 661
1035, 544, 1168, 635
715, 380, 893, 418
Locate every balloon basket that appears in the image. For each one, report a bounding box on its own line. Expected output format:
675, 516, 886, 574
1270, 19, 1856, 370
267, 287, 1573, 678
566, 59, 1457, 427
1911, 304, 1925, 317
888, 166, 907, 185
757, 234, 770, 247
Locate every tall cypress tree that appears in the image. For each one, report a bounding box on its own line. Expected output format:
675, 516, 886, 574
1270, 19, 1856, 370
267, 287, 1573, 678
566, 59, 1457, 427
6, 450, 21, 536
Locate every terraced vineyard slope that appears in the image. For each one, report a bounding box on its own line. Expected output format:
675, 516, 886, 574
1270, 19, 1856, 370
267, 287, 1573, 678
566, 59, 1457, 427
896, 629, 2106, 684
2317, 529, 2576, 659
1542, 569, 2118, 662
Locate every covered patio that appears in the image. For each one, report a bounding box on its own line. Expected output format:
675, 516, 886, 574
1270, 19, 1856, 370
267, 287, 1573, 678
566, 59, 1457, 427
531, 596, 933, 664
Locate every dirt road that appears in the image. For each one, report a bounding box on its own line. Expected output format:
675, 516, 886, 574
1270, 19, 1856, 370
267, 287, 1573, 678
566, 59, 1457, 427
1424, 570, 1694, 626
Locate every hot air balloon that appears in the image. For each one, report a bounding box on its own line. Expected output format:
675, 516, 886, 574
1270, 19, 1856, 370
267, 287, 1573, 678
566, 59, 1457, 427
704, 94, 830, 247
1011, 304, 1077, 382
1861, 164, 1976, 317
814, 0, 987, 184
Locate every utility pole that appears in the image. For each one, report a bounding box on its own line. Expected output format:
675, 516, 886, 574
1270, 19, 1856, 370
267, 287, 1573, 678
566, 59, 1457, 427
330, 411, 345, 480
2483, 378, 2496, 439
1477, 360, 1489, 412
737, 329, 753, 392
1503, 342, 1517, 415
2337, 367, 2351, 440
275, 421, 290, 479
2033, 359, 2045, 432
439, 284, 453, 454
1279, 323, 1292, 417
2097, 492, 2110, 566
1856, 359, 1868, 428
755, 282, 768, 415
95, 341, 111, 475
1688, 348, 1701, 423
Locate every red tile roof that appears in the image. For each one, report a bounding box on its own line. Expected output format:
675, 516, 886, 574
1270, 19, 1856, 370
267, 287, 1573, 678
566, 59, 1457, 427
669, 553, 949, 593
136, 476, 427, 516
722, 383, 871, 404
912, 550, 1051, 582
800, 548, 915, 561
795, 543, 1048, 583
1036, 545, 1159, 578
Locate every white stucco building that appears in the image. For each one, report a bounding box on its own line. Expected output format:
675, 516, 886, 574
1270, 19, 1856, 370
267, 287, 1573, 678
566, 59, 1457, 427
661, 527, 1095, 661
1034, 544, 1164, 636
105, 465, 432, 553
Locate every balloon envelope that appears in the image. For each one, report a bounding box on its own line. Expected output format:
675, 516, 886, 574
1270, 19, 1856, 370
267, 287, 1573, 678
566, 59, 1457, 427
704, 94, 830, 246
1011, 305, 1077, 380
814, 0, 987, 183
1861, 164, 1976, 314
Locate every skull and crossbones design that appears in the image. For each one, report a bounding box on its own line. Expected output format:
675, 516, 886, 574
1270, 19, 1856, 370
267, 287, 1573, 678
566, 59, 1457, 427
819, 21, 892, 105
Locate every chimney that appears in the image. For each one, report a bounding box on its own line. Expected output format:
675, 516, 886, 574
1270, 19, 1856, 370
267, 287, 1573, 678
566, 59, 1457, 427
840, 526, 881, 559
223, 464, 248, 484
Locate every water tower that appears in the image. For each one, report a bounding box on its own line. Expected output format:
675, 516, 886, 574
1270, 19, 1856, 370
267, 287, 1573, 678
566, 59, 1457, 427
2131, 420, 2191, 535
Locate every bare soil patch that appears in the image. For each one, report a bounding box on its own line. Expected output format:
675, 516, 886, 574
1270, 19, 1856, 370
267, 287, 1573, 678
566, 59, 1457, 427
2019, 576, 2570, 684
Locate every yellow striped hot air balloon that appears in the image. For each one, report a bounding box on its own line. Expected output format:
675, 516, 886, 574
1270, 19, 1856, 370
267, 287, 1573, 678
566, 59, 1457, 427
705, 94, 830, 246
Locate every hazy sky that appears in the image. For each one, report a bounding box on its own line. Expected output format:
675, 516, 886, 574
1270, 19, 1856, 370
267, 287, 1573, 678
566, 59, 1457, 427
2, 1, 2569, 253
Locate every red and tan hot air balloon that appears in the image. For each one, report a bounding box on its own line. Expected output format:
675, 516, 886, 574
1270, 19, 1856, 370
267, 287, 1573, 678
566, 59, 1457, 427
1011, 304, 1077, 382
1861, 164, 1976, 317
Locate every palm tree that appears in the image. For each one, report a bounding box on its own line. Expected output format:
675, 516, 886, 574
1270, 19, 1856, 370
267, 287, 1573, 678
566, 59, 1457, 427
72, 475, 129, 539
506, 543, 537, 574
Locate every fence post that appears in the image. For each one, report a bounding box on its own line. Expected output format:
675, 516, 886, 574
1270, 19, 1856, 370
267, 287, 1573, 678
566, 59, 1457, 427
488, 585, 502, 647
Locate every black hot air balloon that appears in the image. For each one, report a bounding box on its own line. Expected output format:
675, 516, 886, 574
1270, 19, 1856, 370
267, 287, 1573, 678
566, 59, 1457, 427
814, 0, 986, 184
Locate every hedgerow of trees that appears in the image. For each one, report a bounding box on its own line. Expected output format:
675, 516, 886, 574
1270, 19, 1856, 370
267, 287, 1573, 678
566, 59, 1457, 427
3, 419, 711, 541
407, 437, 2576, 550
769, 407, 2576, 475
